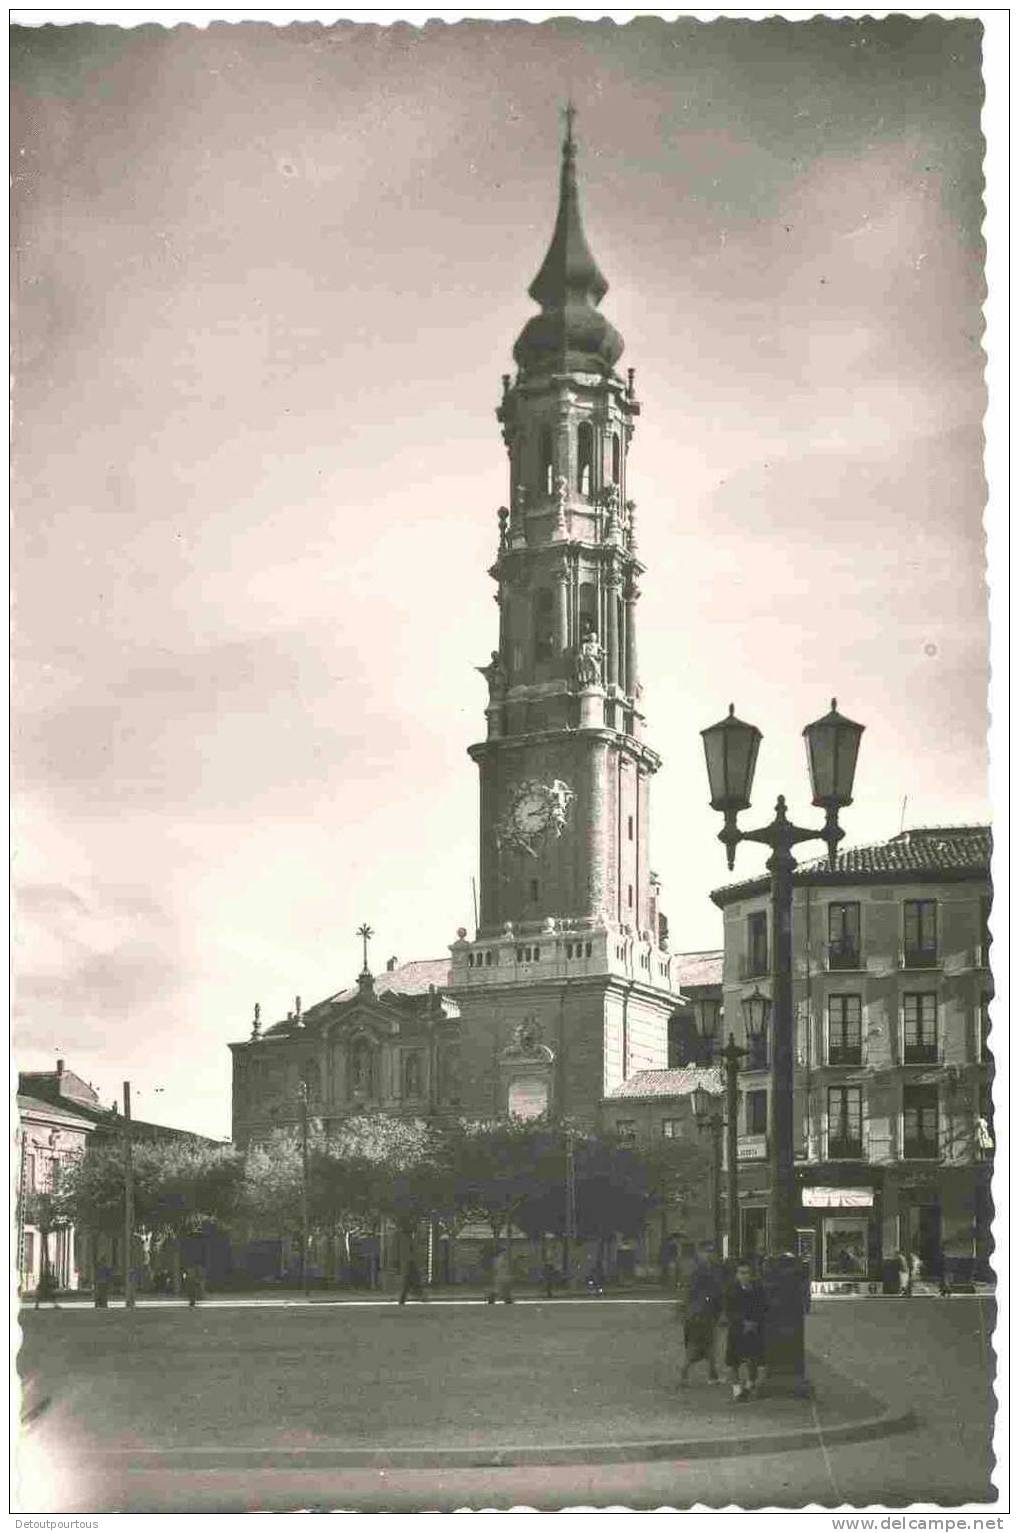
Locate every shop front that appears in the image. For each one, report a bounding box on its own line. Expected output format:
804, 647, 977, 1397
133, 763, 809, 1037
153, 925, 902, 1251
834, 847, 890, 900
796, 1168, 884, 1287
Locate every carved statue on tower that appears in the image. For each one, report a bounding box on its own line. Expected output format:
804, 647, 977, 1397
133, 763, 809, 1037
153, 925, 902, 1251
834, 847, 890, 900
479, 650, 507, 699
575, 630, 605, 689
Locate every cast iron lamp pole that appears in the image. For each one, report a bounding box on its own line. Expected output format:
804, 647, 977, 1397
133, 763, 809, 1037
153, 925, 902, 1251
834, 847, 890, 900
701, 699, 864, 1258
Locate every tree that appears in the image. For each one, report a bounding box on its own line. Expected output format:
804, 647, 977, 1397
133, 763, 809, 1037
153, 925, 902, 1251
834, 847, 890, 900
239, 1130, 305, 1247
133, 1139, 243, 1291
447, 1117, 562, 1256
311, 1115, 436, 1281
21, 1188, 71, 1303
55, 1142, 130, 1288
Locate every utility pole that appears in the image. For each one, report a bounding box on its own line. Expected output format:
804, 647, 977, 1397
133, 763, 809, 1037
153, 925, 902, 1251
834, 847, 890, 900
563, 1125, 576, 1284
123, 1081, 135, 1310
298, 1079, 310, 1300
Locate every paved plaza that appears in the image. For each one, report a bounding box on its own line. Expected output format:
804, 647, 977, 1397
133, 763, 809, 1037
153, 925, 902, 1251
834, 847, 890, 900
15, 1295, 996, 1511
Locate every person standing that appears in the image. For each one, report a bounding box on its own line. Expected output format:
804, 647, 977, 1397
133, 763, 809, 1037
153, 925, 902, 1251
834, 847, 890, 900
896, 1249, 911, 1297
678, 1244, 723, 1386
723, 1259, 767, 1401
184, 1264, 205, 1309
487, 1245, 513, 1304
398, 1252, 425, 1305
909, 1249, 923, 1295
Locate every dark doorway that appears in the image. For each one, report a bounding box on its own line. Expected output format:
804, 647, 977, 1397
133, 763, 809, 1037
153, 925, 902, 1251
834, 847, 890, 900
741, 1207, 768, 1262
916, 1203, 943, 1279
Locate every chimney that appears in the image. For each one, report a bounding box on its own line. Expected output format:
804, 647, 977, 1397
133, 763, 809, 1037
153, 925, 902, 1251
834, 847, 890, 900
56, 1059, 65, 1078
386, 956, 397, 972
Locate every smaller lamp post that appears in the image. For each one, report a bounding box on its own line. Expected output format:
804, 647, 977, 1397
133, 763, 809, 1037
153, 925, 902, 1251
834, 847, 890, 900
692, 1032, 747, 1262
691, 1082, 724, 1256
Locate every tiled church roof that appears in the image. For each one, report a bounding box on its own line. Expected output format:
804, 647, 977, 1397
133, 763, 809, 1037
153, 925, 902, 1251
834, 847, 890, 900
712, 825, 991, 905
262, 957, 452, 1037
604, 1066, 723, 1102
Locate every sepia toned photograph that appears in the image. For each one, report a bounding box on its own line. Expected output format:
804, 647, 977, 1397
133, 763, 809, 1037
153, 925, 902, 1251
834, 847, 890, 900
12, 9, 1003, 1517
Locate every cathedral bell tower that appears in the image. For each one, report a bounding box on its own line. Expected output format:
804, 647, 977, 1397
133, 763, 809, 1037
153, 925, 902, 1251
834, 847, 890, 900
450, 113, 677, 1123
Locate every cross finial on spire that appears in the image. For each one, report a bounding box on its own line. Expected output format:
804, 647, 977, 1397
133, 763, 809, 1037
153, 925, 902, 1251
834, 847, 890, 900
356, 922, 374, 976
562, 100, 577, 149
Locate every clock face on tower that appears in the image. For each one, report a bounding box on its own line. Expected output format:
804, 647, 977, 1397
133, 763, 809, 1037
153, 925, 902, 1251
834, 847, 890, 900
495, 778, 575, 858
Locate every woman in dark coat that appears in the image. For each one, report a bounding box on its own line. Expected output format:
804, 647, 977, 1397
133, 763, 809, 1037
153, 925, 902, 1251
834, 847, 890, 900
723, 1260, 767, 1401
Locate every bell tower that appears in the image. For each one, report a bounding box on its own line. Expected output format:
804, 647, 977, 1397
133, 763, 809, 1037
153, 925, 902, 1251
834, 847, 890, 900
450, 113, 677, 1122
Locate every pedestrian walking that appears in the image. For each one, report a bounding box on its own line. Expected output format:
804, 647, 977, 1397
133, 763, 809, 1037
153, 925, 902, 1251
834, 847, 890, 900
678, 1243, 723, 1386
896, 1249, 910, 1296
486, 1246, 513, 1304
94, 1263, 111, 1309
184, 1264, 205, 1308
398, 1253, 425, 1305
723, 1259, 767, 1401
541, 1259, 560, 1297
586, 1259, 605, 1296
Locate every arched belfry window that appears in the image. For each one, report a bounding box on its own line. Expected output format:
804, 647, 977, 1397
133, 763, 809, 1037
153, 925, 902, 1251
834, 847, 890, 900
348, 1038, 375, 1098
611, 433, 621, 484
579, 582, 597, 638
577, 423, 594, 498
540, 426, 554, 496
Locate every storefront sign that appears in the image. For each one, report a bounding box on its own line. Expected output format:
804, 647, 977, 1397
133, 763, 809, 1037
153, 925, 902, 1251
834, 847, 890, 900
802, 1186, 874, 1208
812, 1280, 882, 1296
737, 1140, 767, 1160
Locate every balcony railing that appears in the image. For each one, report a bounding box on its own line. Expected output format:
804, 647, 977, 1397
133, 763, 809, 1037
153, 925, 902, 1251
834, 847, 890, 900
826, 1136, 864, 1160
902, 946, 940, 970
902, 1042, 940, 1065
827, 1045, 862, 1066
902, 1136, 939, 1160
740, 954, 769, 980
827, 941, 861, 971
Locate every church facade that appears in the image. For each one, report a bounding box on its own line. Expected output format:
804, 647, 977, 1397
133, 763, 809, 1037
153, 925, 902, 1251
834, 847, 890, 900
230, 120, 681, 1145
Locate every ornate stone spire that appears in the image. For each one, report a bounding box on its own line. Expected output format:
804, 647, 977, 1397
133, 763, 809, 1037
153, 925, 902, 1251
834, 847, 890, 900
513, 107, 624, 378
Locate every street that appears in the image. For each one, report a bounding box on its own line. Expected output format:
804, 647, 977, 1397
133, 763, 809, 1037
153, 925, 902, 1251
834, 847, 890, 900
15, 1295, 996, 1511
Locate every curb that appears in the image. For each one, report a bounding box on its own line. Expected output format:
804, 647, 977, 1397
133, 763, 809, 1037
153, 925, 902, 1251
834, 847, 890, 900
85, 1406, 917, 1471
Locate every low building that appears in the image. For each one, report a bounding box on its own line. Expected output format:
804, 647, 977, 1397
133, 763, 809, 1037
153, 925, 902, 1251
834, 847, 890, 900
601, 1063, 723, 1276
16, 1087, 96, 1293
16, 1060, 224, 1293
711, 825, 993, 1286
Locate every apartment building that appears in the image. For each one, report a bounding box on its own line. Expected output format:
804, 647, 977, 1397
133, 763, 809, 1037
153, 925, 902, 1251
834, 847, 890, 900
711, 826, 993, 1286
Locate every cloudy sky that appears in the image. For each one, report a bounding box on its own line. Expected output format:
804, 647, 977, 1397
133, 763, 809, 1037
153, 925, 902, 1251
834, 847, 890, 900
12, 14, 993, 1137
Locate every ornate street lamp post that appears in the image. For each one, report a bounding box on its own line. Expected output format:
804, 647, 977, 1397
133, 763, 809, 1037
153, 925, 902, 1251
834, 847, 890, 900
701, 699, 864, 1382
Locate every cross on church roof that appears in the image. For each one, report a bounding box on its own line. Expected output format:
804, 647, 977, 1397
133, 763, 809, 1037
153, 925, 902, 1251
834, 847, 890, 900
356, 922, 375, 976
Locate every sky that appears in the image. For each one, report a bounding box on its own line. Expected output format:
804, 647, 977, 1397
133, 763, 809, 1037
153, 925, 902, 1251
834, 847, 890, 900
11, 14, 993, 1138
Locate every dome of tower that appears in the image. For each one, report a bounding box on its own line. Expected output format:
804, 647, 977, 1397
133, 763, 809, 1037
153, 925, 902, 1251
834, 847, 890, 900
512, 116, 624, 378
